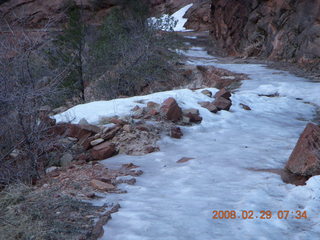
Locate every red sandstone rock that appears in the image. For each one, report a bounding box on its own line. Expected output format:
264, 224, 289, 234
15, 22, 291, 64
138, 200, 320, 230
67, 124, 99, 138
213, 97, 232, 111
199, 101, 218, 113
177, 157, 195, 163
91, 142, 117, 160
101, 126, 121, 140
214, 88, 231, 100
160, 97, 182, 122
285, 123, 320, 176
170, 127, 183, 139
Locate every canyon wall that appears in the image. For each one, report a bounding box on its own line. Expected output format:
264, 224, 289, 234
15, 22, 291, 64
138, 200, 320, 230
210, 0, 320, 70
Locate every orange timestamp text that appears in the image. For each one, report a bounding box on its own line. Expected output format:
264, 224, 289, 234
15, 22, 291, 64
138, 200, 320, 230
212, 210, 308, 220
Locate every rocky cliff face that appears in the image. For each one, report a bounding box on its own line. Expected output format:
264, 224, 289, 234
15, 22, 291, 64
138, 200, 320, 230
0, 0, 122, 30
0, 0, 210, 31
210, 0, 320, 70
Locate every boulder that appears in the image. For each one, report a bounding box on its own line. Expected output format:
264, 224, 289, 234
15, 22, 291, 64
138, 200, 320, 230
170, 127, 183, 139
285, 123, 320, 176
91, 142, 117, 160
160, 97, 182, 122
213, 97, 232, 111
199, 101, 218, 113
214, 88, 231, 100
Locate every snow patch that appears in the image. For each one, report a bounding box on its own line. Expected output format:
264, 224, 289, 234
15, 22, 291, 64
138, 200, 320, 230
149, 3, 193, 32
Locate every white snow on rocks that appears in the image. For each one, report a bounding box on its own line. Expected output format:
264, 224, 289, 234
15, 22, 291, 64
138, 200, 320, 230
149, 3, 193, 32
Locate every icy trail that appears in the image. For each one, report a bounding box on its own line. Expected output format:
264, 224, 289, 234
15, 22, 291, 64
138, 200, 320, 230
99, 48, 320, 240
55, 42, 320, 240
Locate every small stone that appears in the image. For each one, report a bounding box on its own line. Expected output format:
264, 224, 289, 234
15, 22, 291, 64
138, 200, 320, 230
90, 138, 104, 146
148, 109, 159, 116
60, 153, 73, 167
91, 142, 117, 160
135, 125, 149, 132
9, 149, 20, 158
45, 166, 58, 173
133, 108, 145, 118
240, 103, 251, 111
94, 133, 101, 138
147, 101, 160, 109
221, 76, 236, 80
182, 116, 191, 123
201, 89, 212, 98
101, 126, 121, 140
91, 179, 115, 191
103, 117, 128, 125
183, 108, 199, 115
39, 105, 51, 112
177, 157, 195, 163
171, 127, 183, 139
183, 108, 202, 123
123, 124, 132, 132
144, 146, 158, 153
131, 105, 141, 111
67, 137, 78, 142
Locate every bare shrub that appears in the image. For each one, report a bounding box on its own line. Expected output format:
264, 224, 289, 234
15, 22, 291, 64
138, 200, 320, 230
0, 27, 66, 186
0, 183, 101, 240
88, 0, 183, 99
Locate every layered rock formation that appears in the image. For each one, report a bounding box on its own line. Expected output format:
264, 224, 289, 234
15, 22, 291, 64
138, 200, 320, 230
210, 0, 320, 70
